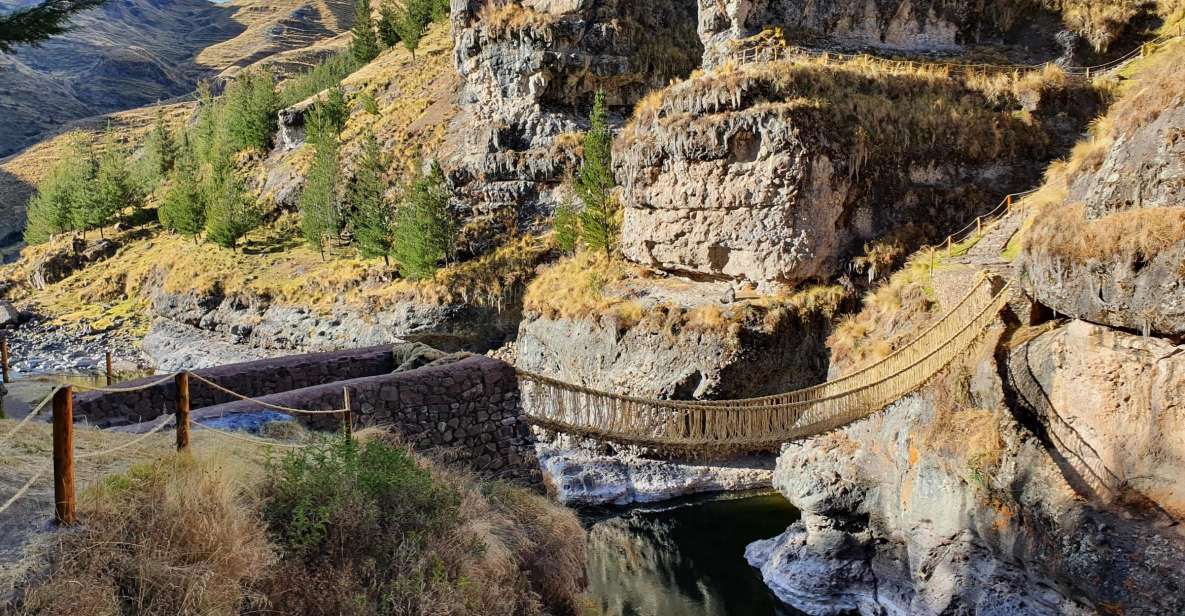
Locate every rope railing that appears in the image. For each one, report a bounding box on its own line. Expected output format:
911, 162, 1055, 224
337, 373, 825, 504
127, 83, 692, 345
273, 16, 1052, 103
518, 280, 1012, 452
726, 31, 1179, 79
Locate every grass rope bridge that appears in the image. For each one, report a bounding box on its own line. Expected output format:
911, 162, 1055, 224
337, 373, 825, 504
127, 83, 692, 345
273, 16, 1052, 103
515, 188, 1035, 453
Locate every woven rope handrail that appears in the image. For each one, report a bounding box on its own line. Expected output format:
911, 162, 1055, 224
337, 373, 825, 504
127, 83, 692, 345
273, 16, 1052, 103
518, 279, 1012, 451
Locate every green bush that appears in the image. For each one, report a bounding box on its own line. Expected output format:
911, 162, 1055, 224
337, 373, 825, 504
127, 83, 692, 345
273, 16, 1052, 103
553, 198, 580, 254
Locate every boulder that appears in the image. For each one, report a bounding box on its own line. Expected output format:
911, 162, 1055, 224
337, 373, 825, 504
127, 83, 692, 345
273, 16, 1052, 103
0, 300, 18, 329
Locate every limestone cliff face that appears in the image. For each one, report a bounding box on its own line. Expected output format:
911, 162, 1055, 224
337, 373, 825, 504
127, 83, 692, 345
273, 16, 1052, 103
614, 64, 1067, 289
696, 0, 1058, 67
747, 321, 1185, 614
1019, 101, 1185, 337
445, 0, 702, 232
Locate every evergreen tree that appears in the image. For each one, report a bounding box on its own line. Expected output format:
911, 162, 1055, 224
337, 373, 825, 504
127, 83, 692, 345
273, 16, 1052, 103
64, 146, 108, 238
358, 90, 380, 115
393, 0, 427, 59
349, 134, 394, 264
89, 126, 140, 231
0, 0, 105, 54
205, 173, 260, 251
138, 109, 177, 190
23, 135, 91, 244
158, 137, 206, 241
376, 2, 401, 48
320, 86, 349, 135
298, 106, 341, 258
222, 71, 278, 154
350, 0, 379, 64
553, 198, 580, 254
575, 90, 618, 255
392, 162, 454, 279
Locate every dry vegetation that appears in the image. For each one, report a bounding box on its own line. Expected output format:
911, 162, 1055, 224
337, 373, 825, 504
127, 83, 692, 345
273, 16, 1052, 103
14, 430, 588, 616
522, 252, 848, 334
1019, 37, 1185, 265
621, 51, 1093, 169
475, 1, 558, 39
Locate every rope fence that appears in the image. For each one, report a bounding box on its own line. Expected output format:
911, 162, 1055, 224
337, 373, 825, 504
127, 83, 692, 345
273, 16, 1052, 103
0, 367, 353, 526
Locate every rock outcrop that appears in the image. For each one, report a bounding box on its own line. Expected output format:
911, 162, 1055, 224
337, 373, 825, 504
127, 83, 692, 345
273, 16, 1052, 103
614, 61, 1080, 289
444, 0, 702, 230
1019, 88, 1185, 336
746, 322, 1185, 614
536, 441, 773, 506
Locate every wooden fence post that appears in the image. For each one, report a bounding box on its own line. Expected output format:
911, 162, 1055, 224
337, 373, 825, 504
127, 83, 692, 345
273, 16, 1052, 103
52, 386, 76, 526
976, 217, 982, 235
342, 387, 352, 437
175, 372, 190, 451
1006, 194, 1013, 214
929, 247, 936, 278
1, 334, 9, 384
105, 351, 113, 386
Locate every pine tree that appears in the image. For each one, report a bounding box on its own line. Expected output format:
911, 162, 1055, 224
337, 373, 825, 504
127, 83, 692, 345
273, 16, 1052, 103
392, 162, 454, 279
158, 138, 206, 241
553, 198, 580, 254
298, 106, 341, 258
575, 90, 618, 255
393, 0, 427, 59
350, 0, 379, 64
349, 134, 394, 264
89, 126, 140, 231
377, 1, 401, 48
138, 108, 177, 191
222, 71, 278, 154
23, 135, 91, 244
65, 146, 109, 239
0, 0, 106, 54
205, 173, 260, 251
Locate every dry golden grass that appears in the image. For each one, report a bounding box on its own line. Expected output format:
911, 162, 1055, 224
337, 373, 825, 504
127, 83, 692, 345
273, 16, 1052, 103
476, 1, 557, 39
10, 426, 588, 616
1026, 204, 1185, 263
621, 51, 1087, 169
827, 257, 936, 374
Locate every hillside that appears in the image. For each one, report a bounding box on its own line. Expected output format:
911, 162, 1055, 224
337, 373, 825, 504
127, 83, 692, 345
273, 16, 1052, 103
0, 0, 353, 159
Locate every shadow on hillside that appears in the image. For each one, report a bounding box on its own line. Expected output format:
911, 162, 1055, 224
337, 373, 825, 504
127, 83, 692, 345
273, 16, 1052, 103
0, 168, 32, 264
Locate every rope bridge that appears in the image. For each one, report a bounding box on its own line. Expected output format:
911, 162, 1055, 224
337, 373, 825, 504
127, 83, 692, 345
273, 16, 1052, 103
517, 275, 1012, 454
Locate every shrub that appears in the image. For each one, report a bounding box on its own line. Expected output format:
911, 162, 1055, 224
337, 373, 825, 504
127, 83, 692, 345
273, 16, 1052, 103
392, 162, 456, 279
553, 198, 580, 254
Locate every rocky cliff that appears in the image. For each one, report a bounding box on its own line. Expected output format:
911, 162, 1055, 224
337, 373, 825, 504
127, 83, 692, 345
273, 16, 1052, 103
615, 57, 1094, 289
1019, 43, 1185, 336
747, 320, 1185, 614
443, 0, 702, 235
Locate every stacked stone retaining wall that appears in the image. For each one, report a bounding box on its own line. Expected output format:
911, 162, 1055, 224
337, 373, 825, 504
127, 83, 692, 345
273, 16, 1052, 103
75, 345, 396, 426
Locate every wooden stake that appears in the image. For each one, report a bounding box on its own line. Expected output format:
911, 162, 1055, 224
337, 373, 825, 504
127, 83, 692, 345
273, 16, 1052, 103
105, 351, 113, 386
175, 372, 190, 451
1006, 194, 1013, 214
976, 217, 982, 235
342, 387, 352, 437
52, 386, 76, 526
1, 335, 8, 384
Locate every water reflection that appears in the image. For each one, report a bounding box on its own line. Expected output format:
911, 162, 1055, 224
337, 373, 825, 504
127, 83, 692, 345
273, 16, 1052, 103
584, 493, 806, 616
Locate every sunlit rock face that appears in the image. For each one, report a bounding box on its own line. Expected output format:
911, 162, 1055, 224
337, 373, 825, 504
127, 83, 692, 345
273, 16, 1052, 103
444, 0, 702, 237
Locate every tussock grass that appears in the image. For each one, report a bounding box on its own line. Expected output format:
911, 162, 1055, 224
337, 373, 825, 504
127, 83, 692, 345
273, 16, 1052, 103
16, 432, 588, 615
476, 1, 557, 39
828, 257, 936, 374
1025, 203, 1185, 264
621, 52, 1088, 168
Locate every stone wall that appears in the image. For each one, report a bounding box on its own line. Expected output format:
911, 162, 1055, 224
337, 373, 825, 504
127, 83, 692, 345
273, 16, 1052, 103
75, 345, 397, 427
191, 356, 537, 479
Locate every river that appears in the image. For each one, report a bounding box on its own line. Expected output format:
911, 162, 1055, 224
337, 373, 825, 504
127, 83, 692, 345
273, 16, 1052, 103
584, 492, 806, 616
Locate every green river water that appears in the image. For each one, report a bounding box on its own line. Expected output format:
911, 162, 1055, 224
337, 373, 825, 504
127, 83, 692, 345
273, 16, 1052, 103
584, 492, 807, 616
